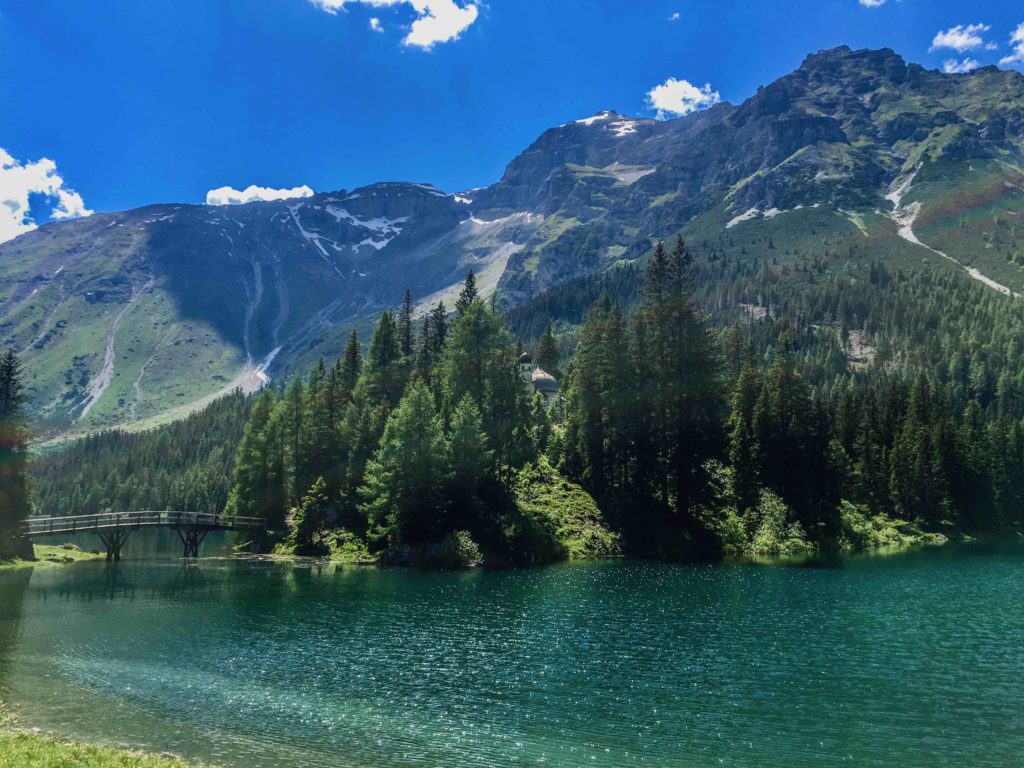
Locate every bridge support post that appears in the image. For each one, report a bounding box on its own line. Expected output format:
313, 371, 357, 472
97, 530, 131, 561
176, 526, 209, 558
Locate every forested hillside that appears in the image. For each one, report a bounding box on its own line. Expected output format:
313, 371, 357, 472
31, 392, 251, 518
204, 232, 1024, 564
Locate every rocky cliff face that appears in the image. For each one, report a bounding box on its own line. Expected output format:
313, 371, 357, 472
3, 46, 1024, 434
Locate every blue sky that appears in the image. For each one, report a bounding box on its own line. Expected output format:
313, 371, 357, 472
1, 0, 1022, 238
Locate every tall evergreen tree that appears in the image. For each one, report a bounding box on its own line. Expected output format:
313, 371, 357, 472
456, 271, 478, 316
0, 348, 31, 557
361, 381, 449, 546
398, 290, 415, 358
225, 389, 286, 528
536, 320, 560, 378
340, 329, 362, 400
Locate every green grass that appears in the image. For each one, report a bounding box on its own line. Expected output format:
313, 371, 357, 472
0, 543, 106, 571
0, 731, 197, 767
0, 710, 200, 767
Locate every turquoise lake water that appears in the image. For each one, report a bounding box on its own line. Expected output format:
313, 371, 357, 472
1, 541, 1023, 767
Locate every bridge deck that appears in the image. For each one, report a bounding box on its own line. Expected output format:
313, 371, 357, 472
26, 512, 266, 538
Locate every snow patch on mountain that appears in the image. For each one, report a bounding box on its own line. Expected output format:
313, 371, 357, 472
575, 111, 616, 126
609, 119, 640, 137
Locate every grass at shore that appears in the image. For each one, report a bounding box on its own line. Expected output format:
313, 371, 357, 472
0, 731, 195, 767
0, 711, 200, 767
0, 543, 106, 571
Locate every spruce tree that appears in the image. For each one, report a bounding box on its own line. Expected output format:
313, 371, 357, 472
0, 348, 31, 557
398, 290, 415, 358
360, 381, 449, 546
456, 271, 478, 316
429, 301, 449, 355
536, 320, 560, 379
291, 476, 331, 553
340, 329, 362, 401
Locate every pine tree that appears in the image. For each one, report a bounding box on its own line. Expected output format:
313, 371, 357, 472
291, 476, 332, 553
727, 361, 762, 513
360, 381, 449, 546
365, 310, 405, 407
536, 320, 560, 379
398, 290, 415, 358
429, 301, 449, 354
225, 389, 286, 528
456, 271, 478, 316
340, 329, 362, 401
441, 300, 530, 478
0, 348, 31, 557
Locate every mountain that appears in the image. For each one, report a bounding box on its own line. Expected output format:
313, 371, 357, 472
3, 45, 1024, 435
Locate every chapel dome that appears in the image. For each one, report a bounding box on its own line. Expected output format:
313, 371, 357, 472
531, 367, 559, 393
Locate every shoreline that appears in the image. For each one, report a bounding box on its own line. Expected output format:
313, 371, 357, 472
0, 709, 202, 767
0, 543, 107, 571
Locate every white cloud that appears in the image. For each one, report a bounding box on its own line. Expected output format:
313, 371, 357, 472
942, 57, 980, 73
646, 78, 721, 119
369, 16, 383, 31
1001, 23, 1024, 67
205, 184, 315, 206
0, 147, 92, 244
309, 0, 478, 49
859, 0, 887, 7
669, 12, 681, 21
930, 23, 991, 53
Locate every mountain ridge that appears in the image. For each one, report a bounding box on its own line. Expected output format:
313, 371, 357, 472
4, 45, 1024, 436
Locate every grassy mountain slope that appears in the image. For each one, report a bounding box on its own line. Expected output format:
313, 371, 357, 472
3, 46, 1023, 437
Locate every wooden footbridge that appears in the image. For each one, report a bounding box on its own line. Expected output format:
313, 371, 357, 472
25, 512, 266, 560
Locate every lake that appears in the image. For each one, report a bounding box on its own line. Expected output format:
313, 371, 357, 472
1, 541, 1023, 767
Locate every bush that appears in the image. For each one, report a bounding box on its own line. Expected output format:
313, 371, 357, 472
837, 500, 938, 551
378, 530, 482, 569
435, 530, 483, 569
748, 490, 812, 557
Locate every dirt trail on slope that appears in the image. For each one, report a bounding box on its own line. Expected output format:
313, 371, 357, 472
887, 170, 1019, 298
79, 278, 153, 420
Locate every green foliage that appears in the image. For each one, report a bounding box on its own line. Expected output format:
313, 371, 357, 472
33, 387, 251, 523
837, 501, 940, 552
360, 380, 449, 546
290, 477, 332, 554
747, 490, 812, 558
0, 348, 31, 557
511, 459, 621, 561
562, 238, 723, 555
434, 530, 483, 569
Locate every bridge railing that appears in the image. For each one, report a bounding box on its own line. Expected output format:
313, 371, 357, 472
25, 511, 266, 536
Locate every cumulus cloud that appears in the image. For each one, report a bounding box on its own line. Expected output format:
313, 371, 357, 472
369, 16, 383, 31
206, 184, 315, 206
931, 23, 991, 53
1001, 23, 1024, 67
669, 12, 681, 21
309, 0, 478, 49
0, 147, 92, 244
646, 78, 721, 119
859, 0, 887, 7
943, 57, 980, 73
